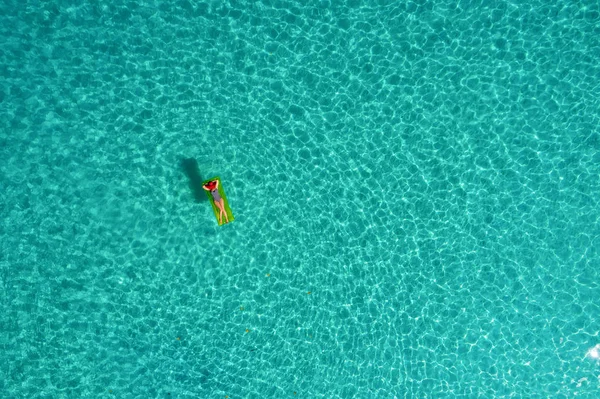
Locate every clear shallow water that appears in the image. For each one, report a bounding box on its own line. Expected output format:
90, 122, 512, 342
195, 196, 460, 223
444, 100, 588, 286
1, 0, 600, 397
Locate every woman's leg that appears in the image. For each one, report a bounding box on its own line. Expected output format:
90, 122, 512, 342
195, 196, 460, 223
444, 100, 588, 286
215, 201, 224, 224
215, 199, 229, 224
219, 200, 229, 223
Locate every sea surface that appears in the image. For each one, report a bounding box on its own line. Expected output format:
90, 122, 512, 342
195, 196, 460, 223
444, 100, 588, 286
1, 0, 600, 398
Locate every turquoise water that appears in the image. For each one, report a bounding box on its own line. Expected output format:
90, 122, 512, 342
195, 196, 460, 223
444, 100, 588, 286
2, 0, 600, 397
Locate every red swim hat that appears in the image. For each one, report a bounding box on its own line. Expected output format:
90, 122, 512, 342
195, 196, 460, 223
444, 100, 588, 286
205, 181, 216, 190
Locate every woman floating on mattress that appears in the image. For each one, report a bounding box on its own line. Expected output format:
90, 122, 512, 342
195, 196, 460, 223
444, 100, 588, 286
202, 179, 230, 225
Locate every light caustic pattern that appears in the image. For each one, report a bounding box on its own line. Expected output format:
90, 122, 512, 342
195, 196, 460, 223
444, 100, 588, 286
1, 0, 600, 398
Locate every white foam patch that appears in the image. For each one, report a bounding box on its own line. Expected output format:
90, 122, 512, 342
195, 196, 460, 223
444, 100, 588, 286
586, 344, 600, 360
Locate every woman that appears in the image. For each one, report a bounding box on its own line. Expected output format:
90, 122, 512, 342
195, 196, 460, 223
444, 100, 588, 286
202, 180, 230, 225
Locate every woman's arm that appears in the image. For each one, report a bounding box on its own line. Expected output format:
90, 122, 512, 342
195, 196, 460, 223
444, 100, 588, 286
202, 184, 210, 191
215, 180, 219, 189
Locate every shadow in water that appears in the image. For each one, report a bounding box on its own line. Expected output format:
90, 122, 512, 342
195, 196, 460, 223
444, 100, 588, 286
181, 158, 206, 203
